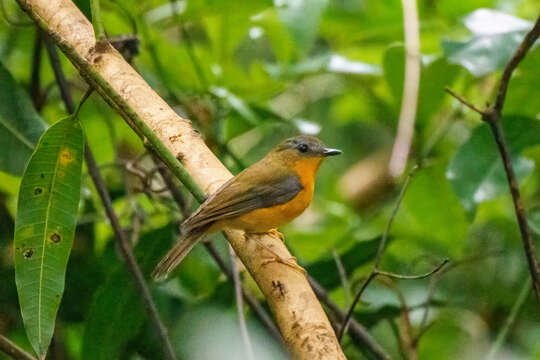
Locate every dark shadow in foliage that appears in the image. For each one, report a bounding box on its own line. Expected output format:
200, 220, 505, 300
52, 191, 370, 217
81, 226, 174, 360
306, 236, 389, 289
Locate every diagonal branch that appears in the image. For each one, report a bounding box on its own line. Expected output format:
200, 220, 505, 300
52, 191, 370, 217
0, 334, 36, 360
494, 17, 540, 112
15, 1, 346, 357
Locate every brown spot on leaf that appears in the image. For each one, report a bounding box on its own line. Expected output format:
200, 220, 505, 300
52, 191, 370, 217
59, 148, 74, 166
22, 248, 33, 259
50, 233, 61, 243
176, 152, 185, 162
34, 187, 43, 195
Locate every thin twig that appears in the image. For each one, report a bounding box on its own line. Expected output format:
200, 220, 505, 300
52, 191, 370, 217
375, 165, 417, 267
85, 145, 177, 360
43, 34, 74, 111
44, 40, 177, 360
444, 87, 484, 115
389, 0, 421, 177
377, 259, 449, 280
308, 276, 391, 360
30, 29, 43, 110
494, 17, 540, 112
204, 243, 283, 345
332, 248, 351, 307
339, 166, 444, 341
229, 245, 255, 360
445, 14, 540, 303
90, 0, 105, 42
486, 278, 531, 360
0, 334, 36, 360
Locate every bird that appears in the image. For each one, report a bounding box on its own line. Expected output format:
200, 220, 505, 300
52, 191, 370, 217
152, 135, 341, 280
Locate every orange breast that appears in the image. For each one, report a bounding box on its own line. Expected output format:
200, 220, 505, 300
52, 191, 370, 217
221, 157, 322, 232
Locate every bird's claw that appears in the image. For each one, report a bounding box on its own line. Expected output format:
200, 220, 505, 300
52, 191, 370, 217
261, 255, 306, 274
267, 228, 285, 242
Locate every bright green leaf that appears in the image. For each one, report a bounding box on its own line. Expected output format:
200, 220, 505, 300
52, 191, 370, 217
394, 164, 469, 257
383, 45, 460, 123
276, 0, 328, 54
0, 62, 47, 176
442, 9, 537, 77
447, 116, 540, 213
14, 116, 84, 358
528, 206, 540, 236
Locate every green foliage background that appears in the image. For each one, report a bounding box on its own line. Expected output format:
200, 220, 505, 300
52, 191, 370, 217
0, 0, 540, 359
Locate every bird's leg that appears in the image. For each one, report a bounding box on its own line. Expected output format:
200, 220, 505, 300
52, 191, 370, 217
267, 228, 285, 242
245, 233, 305, 274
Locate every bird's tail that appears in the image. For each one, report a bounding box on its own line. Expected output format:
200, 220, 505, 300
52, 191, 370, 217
152, 228, 206, 281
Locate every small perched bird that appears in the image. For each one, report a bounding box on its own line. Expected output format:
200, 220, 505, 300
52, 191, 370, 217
152, 135, 341, 280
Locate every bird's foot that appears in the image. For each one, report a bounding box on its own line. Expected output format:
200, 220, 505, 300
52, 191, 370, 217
254, 239, 305, 274
261, 254, 306, 274
267, 228, 285, 242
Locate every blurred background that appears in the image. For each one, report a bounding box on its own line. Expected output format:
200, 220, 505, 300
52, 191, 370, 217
1, 0, 540, 359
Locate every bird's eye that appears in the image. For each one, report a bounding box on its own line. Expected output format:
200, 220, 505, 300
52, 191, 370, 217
297, 144, 308, 153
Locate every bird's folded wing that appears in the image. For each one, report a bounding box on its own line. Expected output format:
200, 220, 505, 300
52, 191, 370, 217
183, 172, 303, 231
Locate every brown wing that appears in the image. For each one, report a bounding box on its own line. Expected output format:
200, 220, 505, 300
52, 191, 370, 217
182, 169, 303, 233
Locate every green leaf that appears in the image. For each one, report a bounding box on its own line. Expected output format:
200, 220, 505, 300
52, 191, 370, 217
447, 116, 540, 213
306, 236, 382, 289
0, 61, 48, 176
266, 53, 381, 78
442, 9, 537, 77
81, 227, 174, 360
394, 164, 469, 257
276, 0, 328, 54
14, 116, 84, 358
383, 45, 460, 123
528, 206, 540, 236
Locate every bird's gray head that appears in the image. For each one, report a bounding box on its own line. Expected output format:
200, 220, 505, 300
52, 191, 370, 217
274, 135, 342, 158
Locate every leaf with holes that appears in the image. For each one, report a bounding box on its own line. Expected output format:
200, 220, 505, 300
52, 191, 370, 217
0, 61, 48, 176
14, 116, 84, 358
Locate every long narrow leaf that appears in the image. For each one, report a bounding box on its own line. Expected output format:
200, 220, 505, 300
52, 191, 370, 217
14, 116, 84, 358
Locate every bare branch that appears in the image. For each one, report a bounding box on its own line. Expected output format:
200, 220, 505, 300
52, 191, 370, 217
376, 259, 448, 280
445, 14, 540, 303
444, 87, 485, 115
389, 0, 421, 177
0, 334, 36, 360
494, 17, 540, 112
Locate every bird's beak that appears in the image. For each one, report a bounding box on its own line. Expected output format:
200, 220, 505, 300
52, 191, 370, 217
322, 148, 342, 156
